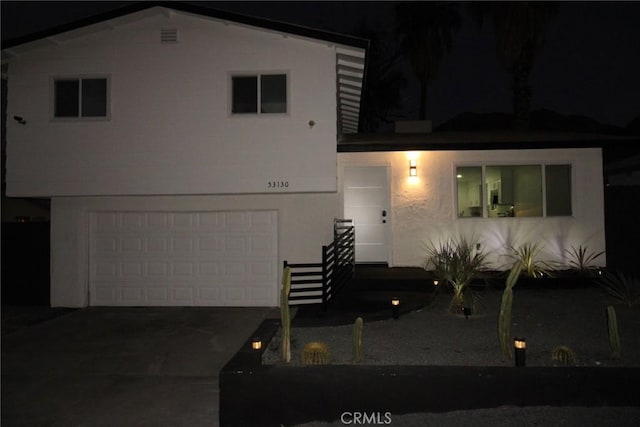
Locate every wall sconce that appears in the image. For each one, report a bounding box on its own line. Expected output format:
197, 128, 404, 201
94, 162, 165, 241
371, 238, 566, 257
391, 297, 400, 319
251, 338, 263, 350
409, 159, 417, 176
433, 280, 439, 287
514, 337, 526, 367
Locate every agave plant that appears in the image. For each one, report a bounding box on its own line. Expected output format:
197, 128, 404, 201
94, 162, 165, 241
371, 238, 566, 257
565, 245, 604, 271
425, 235, 489, 313
598, 270, 640, 307
507, 242, 553, 278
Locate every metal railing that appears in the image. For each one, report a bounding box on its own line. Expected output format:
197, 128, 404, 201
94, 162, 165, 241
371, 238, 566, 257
284, 219, 355, 311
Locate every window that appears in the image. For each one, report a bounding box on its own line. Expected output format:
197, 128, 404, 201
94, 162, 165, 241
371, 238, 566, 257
545, 165, 572, 216
54, 77, 108, 118
457, 167, 482, 217
456, 164, 572, 218
486, 165, 542, 217
231, 73, 287, 114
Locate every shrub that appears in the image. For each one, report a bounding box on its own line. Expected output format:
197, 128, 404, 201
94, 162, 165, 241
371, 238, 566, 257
507, 242, 553, 278
425, 235, 489, 313
565, 244, 604, 272
599, 270, 640, 307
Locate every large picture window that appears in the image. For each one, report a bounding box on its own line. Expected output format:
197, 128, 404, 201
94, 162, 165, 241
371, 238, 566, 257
456, 164, 572, 218
54, 77, 108, 118
231, 73, 287, 114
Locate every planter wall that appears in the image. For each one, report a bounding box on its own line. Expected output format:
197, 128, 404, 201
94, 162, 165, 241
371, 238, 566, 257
219, 320, 640, 427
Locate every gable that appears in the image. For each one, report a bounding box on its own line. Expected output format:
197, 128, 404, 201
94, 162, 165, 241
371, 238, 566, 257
2, 3, 367, 135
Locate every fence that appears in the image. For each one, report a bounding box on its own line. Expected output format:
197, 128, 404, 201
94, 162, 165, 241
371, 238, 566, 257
284, 219, 355, 311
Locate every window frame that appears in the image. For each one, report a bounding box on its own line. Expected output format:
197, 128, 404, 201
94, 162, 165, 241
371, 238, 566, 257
454, 161, 574, 219
229, 71, 289, 116
51, 75, 111, 121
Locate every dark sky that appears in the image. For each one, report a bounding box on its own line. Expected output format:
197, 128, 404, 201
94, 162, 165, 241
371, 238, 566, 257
2, 1, 639, 128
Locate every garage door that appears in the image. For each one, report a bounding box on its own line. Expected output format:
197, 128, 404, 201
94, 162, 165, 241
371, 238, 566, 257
89, 211, 278, 306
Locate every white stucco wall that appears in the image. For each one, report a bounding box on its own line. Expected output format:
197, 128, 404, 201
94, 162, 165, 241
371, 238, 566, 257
50, 193, 339, 307
6, 9, 341, 197
338, 148, 606, 269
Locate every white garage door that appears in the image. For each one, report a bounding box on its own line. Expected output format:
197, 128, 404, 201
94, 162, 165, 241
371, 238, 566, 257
89, 211, 278, 306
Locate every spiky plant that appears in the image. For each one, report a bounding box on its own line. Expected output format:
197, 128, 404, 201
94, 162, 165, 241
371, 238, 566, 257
302, 342, 331, 365
599, 270, 640, 307
551, 345, 576, 366
508, 242, 553, 278
565, 245, 604, 271
425, 235, 489, 313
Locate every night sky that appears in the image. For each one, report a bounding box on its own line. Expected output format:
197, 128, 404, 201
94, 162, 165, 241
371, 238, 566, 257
2, 1, 639, 129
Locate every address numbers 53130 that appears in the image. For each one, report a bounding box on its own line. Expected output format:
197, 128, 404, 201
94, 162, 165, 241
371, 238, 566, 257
267, 181, 289, 189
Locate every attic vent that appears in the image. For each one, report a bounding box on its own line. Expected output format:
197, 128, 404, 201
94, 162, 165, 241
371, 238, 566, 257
160, 28, 178, 43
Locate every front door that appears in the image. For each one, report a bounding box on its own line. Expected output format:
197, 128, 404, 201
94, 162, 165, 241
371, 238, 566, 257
343, 166, 389, 264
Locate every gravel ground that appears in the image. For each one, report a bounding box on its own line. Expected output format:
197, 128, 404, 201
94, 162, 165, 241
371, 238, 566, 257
264, 286, 640, 367
264, 286, 640, 426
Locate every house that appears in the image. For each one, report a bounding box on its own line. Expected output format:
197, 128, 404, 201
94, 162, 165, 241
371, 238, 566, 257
2, 2, 619, 308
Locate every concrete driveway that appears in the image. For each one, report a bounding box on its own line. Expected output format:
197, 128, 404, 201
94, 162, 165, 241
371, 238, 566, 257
1, 306, 279, 426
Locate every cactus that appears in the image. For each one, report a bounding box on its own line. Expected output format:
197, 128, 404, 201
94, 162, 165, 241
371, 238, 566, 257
606, 305, 621, 359
498, 263, 522, 359
551, 345, 576, 366
353, 317, 364, 363
498, 287, 514, 359
302, 342, 330, 365
280, 267, 292, 363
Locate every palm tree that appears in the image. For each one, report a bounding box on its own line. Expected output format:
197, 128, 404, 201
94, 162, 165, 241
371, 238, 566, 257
352, 20, 407, 132
471, 2, 559, 130
394, 2, 461, 120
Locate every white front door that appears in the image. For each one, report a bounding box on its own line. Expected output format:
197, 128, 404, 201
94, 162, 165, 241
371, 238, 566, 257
343, 166, 389, 263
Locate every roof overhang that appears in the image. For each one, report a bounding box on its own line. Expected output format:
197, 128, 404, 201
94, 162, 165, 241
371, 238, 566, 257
338, 130, 640, 152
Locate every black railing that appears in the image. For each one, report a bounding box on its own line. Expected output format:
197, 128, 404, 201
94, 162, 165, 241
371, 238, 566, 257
284, 220, 355, 311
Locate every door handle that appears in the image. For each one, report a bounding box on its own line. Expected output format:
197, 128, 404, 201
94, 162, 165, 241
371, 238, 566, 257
382, 210, 387, 223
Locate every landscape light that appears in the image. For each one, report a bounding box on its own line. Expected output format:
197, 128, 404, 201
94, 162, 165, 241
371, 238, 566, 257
251, 338, 262, 350
514, 337, 526, 367
391, 297, 400, 319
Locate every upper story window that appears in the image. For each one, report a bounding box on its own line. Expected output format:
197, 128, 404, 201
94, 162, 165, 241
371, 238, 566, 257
53, 77, 109, 119
231, 73, 287, 114
456, 164, 572, 218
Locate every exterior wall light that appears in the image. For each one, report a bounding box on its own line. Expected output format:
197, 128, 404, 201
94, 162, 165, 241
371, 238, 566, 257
514, 337, 526, 367
409, 159, 417, 176
391, 297, 400, 319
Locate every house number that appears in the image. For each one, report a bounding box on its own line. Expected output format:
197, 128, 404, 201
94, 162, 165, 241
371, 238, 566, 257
267, 180, 289, 189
